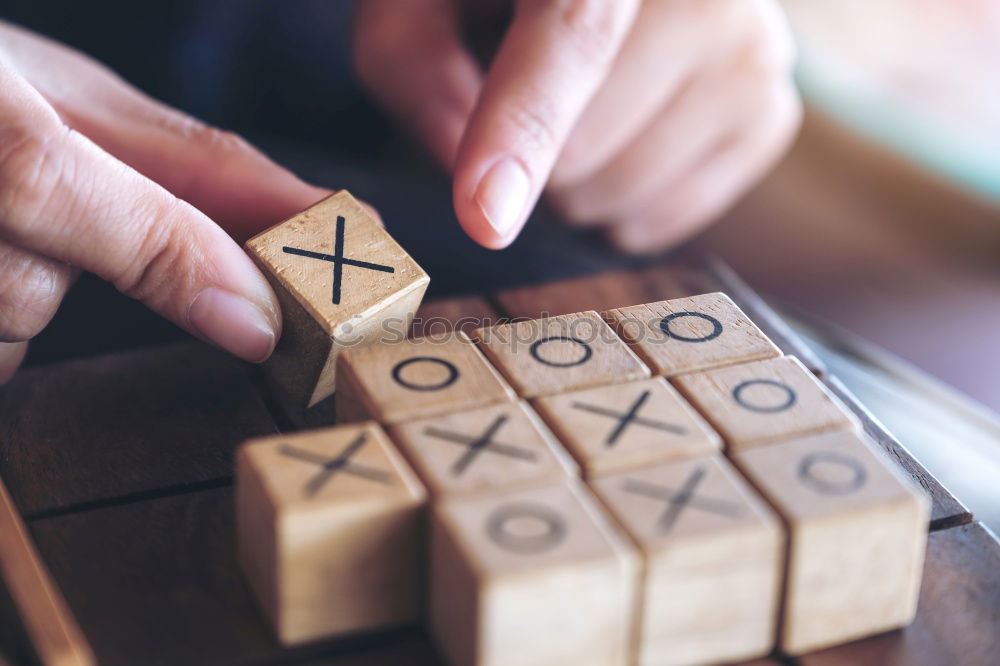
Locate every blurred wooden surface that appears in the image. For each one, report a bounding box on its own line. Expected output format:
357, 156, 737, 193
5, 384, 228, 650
704, 109, 1000, 413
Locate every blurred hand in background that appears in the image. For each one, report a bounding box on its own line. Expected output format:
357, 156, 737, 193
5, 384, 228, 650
354, 0, 802, 252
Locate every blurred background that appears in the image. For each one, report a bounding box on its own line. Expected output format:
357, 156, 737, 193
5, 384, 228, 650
2, 0, 998, 527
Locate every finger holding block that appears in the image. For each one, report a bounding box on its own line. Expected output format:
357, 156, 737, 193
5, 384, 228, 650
388, 401, 577, 498
532, 377, 721, 478
430, 482, 639, 666
674, 356, 859, 450
236, 422, 426, 645
590, 455, 784, 666
336, 331, 515, 424
245, 191, 429, 409
473, 311, 649, 399
603, 293, 781, 377
731, 430, 930, 655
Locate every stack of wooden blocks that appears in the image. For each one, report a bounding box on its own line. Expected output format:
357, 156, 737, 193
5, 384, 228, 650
236, 192, 930, 666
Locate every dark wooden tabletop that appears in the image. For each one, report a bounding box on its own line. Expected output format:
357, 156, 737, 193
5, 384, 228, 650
1, 252, 995, 666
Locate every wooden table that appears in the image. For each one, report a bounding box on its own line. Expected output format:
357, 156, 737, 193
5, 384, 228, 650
2, 253, 995, 666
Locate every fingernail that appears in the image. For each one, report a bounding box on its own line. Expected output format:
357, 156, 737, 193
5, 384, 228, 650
475, 157, 530, 241
188, 287, 276, 363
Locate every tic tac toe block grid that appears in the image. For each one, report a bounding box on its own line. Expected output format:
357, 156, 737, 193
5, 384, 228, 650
590, 455, 784, 666
603, 292, 781, 377
531, 377, 722, 479
236, 422, 426, 645
732, 430, 930, 655
235, 290, 928, 663
335, 331, 516, 424
387, 401, 577, 499
245, 191, 430, 409
674, 356, 861, 450
429, 481, 639, 666
472, 310, 650, 398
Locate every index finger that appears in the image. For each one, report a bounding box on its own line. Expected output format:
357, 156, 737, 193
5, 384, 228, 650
453, 0, 639, 248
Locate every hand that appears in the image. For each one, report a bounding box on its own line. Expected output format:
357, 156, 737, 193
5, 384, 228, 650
354, 0, 801, 251
0, 21, 328, 383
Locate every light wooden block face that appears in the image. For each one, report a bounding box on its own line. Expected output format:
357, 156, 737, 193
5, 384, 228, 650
245, 191, 429, 408
473, 310, 650, 398
603, 293, 781, 377
430, 481, 639, 666
591, 455, 784, 666
388, 402, 576, 498
532, 377, 721, 478
335, 331, 515, 424
235, 422, 427, 645
732, 430, 930, 655
674, 356, 859, 450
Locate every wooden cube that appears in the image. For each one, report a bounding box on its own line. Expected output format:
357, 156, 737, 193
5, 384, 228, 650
245, 191, 429, 409
674, 356, 859, 450
473, 311, 649, 398
590, 455, 784, 666
603, 293, 781, 377
236, 422, 426, 645
532, 377, 721, 478
387, 401, 577, 498
732, 430, 930, 654
336, 331, 515, 424
430, 481, 639, 666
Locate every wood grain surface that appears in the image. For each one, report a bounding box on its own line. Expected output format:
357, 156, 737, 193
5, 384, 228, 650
0, 342, 278, 518
0, 259, 989, 666
0, 478, 93, 666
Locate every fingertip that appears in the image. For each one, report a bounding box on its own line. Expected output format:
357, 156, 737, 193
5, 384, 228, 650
455, 156, 532, 250
188, 287, 278, 363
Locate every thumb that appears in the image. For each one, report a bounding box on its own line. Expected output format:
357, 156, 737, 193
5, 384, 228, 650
0, 19, 327, 242
0, 64, 281, 362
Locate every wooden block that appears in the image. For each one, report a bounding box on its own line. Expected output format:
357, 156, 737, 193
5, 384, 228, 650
387, 402, 577, 498
824, 375, 971, 531
732, 430, 930, 654
245, 191, 430, 409
531, 377, 721, 478
674, 356, 859, 450
24, 485, 441, 666
430, 481, 639, 666
590, 455, 784, 666
336, 331, 515, 424
473, 311, 650, 398
236, 422, 427, 645
603, 292, 781, 377
799, 521, 1000, 666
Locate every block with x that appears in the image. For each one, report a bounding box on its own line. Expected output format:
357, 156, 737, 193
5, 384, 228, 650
532, 377, 721, 478
245, 191, 429, 410
278, 432, 393, 498
389, 402, 577, 498
235, 422, 426, 645
591, 455, 784, 666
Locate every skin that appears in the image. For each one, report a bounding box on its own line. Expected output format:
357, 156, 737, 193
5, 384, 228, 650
354, 0, 801, 250
0, 2, 800, 383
